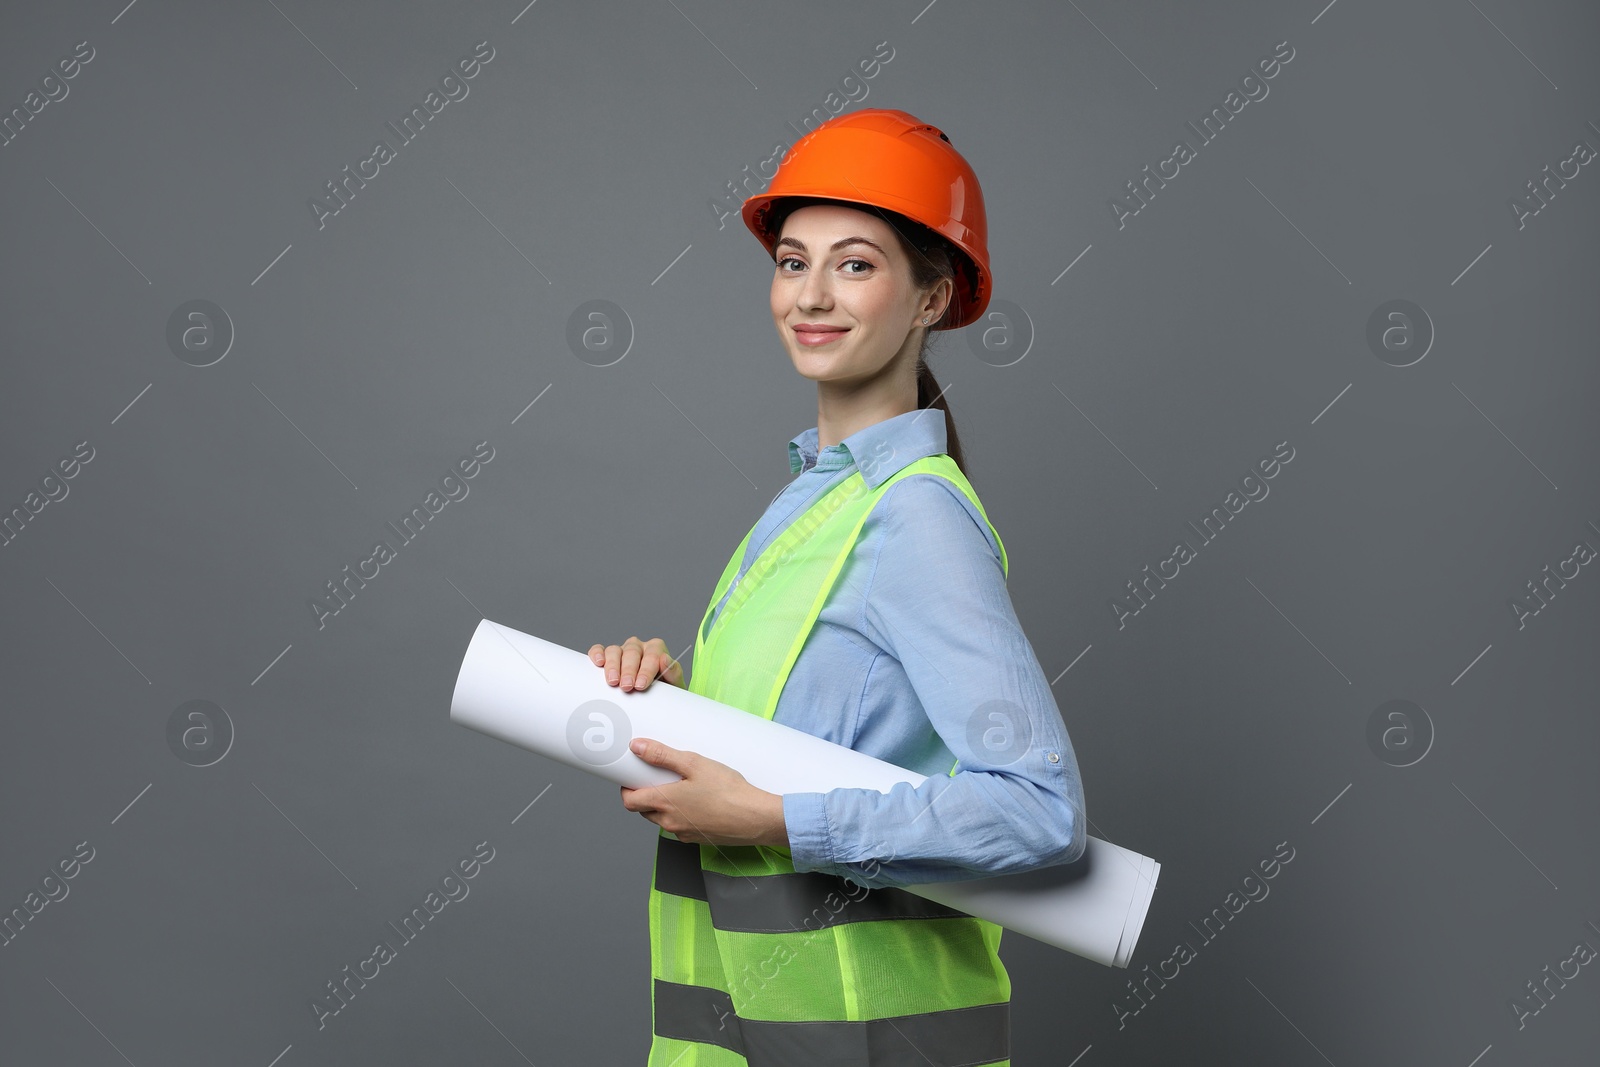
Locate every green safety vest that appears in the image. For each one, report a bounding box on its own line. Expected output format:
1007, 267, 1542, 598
647, 452, 1014, 1067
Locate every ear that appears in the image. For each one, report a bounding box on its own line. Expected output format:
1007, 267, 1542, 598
921, 277, 953, 324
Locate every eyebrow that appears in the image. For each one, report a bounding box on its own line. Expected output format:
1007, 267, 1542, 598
774, 235, 888, 257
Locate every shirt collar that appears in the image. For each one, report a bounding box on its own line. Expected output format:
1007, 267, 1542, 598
786, 408, 948, 489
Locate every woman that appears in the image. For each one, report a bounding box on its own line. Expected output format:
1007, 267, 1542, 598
589, 109, 1086, 1067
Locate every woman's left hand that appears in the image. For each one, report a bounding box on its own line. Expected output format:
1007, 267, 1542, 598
621, 738, 788, 848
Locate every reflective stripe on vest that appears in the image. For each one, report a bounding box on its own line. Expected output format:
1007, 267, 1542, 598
647, 454, 1014, 1067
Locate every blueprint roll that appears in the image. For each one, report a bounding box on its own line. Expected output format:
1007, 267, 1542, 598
449, 618, 1160, 969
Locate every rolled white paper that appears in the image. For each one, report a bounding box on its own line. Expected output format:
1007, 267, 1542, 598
449, 618, 1160, 968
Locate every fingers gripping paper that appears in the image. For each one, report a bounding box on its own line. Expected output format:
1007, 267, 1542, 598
449, 618, 1160, 968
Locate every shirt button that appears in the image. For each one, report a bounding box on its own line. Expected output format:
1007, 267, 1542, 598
1046, 751, 1060, 763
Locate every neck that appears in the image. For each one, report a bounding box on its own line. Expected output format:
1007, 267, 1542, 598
816, 384, 918, 450
815, 343, 922, 449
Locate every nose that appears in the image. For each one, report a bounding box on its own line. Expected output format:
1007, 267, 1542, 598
795, 262, 833, 313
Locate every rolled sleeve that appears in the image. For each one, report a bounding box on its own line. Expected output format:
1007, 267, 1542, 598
789, 474, 1088, 890
781, 790, 835, 871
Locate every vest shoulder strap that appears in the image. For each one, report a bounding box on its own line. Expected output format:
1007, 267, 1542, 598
875, 455, 1008, 579
691, 453, 1007, 780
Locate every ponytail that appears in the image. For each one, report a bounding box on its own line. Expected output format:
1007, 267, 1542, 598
915, 356, 966, 478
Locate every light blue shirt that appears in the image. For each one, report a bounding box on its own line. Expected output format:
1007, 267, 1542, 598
695, 408, 1087, 890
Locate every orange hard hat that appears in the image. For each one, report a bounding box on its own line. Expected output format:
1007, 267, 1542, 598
741, 108, 992, 330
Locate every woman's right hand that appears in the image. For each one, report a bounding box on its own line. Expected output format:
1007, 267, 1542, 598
588, 636, 684, 692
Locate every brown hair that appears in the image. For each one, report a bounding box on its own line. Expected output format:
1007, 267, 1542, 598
768, 196, 968, 478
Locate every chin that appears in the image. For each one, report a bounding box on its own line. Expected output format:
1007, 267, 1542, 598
789, 349, 849, 380
789, 364, 830, 384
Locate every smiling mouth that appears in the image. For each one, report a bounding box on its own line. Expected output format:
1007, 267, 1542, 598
794, 327, 849, 346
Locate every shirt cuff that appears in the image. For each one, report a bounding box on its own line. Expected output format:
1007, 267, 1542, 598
781, 792, 833, 873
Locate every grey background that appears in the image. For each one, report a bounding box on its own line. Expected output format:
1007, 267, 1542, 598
2, 0, 1597, 1064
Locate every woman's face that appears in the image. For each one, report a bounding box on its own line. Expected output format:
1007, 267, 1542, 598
769, 202, 948, 389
